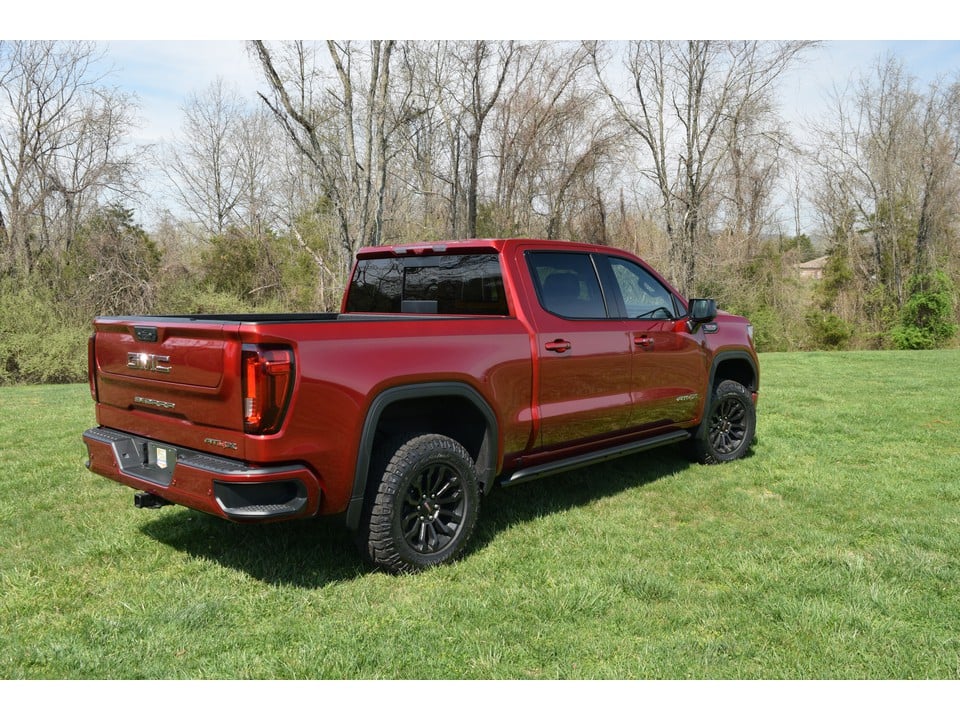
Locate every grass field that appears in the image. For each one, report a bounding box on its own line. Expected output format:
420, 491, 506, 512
1, 350, 959, 679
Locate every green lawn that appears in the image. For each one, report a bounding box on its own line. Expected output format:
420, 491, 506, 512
2, 350, 959, 679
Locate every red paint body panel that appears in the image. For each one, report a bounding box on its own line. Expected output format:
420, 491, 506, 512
83, 238, 759, 525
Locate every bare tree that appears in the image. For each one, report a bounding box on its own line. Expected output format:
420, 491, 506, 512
810, 53, 960, 348
389, 41, 466, 240
166, 78, 285, 238
396, 41, 616, 242
858, 57, 923, 303
252, 40, 405, 271
446, 41, 517, 238
718, 92, 796, 259
588, 40, 814, 292
486, 42, 624, 241
0, 40, 138, 274
810, 55, 960, 306
913, 77, 960, 273
163, 78, 247, 237
234, 103, 281, 233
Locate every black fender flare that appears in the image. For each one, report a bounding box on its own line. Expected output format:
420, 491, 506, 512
344, 381, 499, 529
707, 350, 759, 393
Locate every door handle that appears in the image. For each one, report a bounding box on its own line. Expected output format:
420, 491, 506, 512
635, 336, 655, 349
545, 339, 572, 353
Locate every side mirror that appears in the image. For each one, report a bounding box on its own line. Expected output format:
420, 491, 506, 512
688, 298, 717, 324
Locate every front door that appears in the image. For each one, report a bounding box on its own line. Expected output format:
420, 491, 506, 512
599, 254, 706, 427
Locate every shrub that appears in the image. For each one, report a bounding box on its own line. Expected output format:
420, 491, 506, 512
0, 280, 88, 385
806, 311, 853, 349
891, 272, 958, 350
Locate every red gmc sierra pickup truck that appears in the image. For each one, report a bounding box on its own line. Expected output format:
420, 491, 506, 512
83, 238, 759, 573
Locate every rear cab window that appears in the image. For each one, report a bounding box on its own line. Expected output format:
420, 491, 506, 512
345, 252, 509, 315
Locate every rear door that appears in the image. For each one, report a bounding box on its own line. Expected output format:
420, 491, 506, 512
523, 250, 635, 449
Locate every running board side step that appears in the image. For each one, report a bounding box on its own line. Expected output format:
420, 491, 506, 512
501, 430, 690, 487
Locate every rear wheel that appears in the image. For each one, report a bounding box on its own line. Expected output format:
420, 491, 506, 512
688, 379, 756, 464
360, 433, 480, 574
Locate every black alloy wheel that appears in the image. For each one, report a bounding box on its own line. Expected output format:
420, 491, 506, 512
708, 393, 749, 456
400, 458, 468, 555
362, 433, 480, 573
688, 379, 756, 464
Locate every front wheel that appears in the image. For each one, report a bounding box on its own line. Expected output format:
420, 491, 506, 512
360, 433, 480, 574
687, 379, 756, 464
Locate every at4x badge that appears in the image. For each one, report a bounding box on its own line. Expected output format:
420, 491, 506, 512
204, 438, 239, 451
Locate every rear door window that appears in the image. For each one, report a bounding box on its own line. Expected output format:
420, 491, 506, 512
526, 251, 609, 319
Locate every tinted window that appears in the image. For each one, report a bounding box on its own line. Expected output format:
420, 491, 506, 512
606, 256, 678, 319
346, 253, 508, 315
526, 252, 608, 319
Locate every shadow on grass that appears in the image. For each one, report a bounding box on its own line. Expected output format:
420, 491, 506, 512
140, 512, 366, 588
139, 446, 690, 588
475, 446, 689, 552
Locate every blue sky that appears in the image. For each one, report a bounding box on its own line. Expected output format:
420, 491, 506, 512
14, 1, 960, 41
13, 3, 960, 148
8, 4, 960, 232
92, 39, 960, 150
781, 41, 960, 126
100, 41, 263, 147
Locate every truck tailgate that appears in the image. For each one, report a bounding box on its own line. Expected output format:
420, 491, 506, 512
92, 318, 245, 447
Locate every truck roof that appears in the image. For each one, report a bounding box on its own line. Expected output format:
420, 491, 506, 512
355, 238, 610, 258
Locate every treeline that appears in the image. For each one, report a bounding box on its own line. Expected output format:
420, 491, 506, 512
1, 40, 958, 384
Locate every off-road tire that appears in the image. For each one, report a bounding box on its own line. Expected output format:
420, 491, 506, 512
361, 433, 480, 574
687, 379, 756, 464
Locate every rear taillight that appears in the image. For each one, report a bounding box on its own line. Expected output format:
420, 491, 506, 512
87, 334, 99, 401
242, 345, 294, 435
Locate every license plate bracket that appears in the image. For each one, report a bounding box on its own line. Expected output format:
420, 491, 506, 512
140, 442, 177, 485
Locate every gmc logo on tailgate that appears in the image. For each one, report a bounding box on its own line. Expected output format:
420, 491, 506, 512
127, 352, 172, 373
